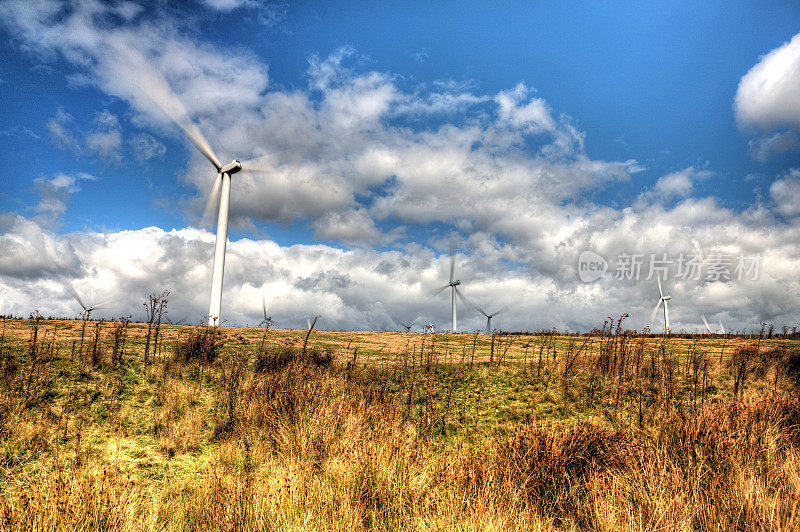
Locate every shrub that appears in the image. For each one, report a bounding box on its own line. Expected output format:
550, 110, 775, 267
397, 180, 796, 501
173, 327, 223, 364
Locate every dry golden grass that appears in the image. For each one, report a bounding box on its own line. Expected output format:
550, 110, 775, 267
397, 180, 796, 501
2, 316, 800, 530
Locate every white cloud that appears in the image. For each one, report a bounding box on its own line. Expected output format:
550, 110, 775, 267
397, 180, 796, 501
749, 130, 800, 161
85, 110, 122, 162
130, 133, 167, 162
0, 208, 798, 332
640, 166, 712, 203
46, 107, 81, 153
200, 0, 286, 27
495, 83, 556, 133
46, 107, 122, 162
735, 33, 800, 161
735, 33, 800, 131
32, 172, 96, 226
771, 169, 800, 218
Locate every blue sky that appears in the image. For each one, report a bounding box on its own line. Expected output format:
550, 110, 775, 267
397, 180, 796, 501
0, 0, 799, 331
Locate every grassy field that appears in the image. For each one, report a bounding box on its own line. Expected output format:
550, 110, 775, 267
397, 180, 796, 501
2, 315, 800, 530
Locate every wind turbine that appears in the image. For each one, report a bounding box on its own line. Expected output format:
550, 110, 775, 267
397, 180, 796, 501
260, 296, 274, 328
432, 239, 462, 332
64, 283, 108, 321
719, 319, 726, 336
650, 276, 671, 334
457, 291, 507, 333
473, 304, 507, 334
398, 316, 420, 333
701, 314, 714, 334
116, 43, 275, 327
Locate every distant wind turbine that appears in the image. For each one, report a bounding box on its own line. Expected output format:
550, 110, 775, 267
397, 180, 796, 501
166, 315, 186, 325
306, 316, 321, 331
701, 314, 713, 334
64, 283, 109, 320
650, 276, 671, 334
260, 296, 274, 328
455, 290, 506, 333
397, 316, 420, 333
432, 239, 462, 332
473, 303, 507, 334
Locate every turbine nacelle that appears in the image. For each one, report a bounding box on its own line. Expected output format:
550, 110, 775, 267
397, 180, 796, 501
219, 159, 242, 175
449, 280, 461, 287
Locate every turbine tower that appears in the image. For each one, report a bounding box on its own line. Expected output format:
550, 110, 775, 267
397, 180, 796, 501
433, 240, 461, 332
650, 276, 672, 334
206, 159, 243, 326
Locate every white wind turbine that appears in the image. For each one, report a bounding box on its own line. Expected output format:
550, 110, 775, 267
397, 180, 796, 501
650, 276, 671, 334
702, 314, 726, 335
64, 283, 109, 321
432, 240, 462, 332
397, 316, 420, 333
473, 304, 507, 334
116, 44, 279, 327
701, 314, 714, 335
455, 290, 507, 334
261, 296, 274, 328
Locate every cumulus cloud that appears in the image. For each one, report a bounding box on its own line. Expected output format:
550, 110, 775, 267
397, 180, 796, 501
735, 33, 800, 160
771, 169, 800, 218
0, 208, 798, 332
1, 3, 636, 246
32, 172, 96, 226
638, 166, 713, 204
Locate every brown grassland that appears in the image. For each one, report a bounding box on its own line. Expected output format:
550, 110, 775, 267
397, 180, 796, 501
2, 314, 800, 530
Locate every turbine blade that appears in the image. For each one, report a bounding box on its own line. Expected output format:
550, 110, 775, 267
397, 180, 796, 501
431, 284, 450, 296
701, 314, 713, 334
492, 306, 509, 317
202, 173, 223, 225
719, 320, 725, 335
455, 287, 484, 316
64, 282, 87, 310
650, 299, 662, 324
240, 150, 290, 173
657, 276, 663, 298
261, 295, 268, 322
109, 42, 222, 171
182, 123, 223, 171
